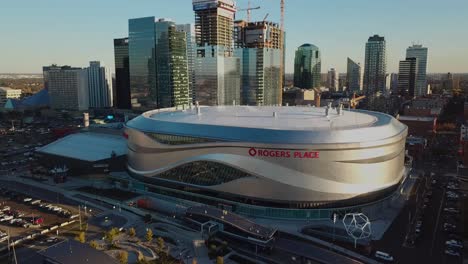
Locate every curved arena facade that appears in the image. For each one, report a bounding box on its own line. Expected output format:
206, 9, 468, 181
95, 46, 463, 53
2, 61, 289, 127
125, 106, 408, 209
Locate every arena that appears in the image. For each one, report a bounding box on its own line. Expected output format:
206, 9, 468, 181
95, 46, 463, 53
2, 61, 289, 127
124, 106, 408, 209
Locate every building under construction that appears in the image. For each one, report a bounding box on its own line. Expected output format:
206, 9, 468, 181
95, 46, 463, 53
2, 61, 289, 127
193, 0, 241, 106
234, 20, 282, 105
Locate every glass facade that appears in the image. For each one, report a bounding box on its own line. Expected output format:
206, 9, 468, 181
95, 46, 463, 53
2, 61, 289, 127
169, 27, 190, 108
129, 17, 157, 109
236, 48, 281, 106
195, 46, 240, 105
129, 17, 190, 109
293, 44, 321, 89
114, 38, 131, 109
152, 161, 252, 186
363, 35, 387, 95
147, 133, 217, 145
346, 57, 361, 93
406, 44, 428, 97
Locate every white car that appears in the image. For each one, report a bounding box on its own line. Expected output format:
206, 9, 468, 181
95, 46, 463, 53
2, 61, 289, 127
375, 251, 394, 262
445, 249, 461, 257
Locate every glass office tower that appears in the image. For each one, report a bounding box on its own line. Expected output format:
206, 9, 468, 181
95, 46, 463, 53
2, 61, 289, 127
129, 17, 189, 109
406, 44, 428, 97
129, 17, 157, 109
294, 44, 321, 89
193, 0, 241, 106
398, 57, 418, 97
114, 38, 131, 109
363, 35, 387, 96
347, 57, 362, 93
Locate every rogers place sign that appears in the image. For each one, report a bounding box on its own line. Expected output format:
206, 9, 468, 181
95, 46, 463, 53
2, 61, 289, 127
248, 148, 319, 159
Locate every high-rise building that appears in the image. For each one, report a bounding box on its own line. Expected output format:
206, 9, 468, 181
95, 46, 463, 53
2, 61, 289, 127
406, 44, 428, 97
363, 35, 387, 95
176, 24, 196, 104
86, 61, 113, 108
327, 68, 339, 92
128, 17, 190, 109
193, 0, 236, 53
113, 38, 131, 109
128, 17, 157, 109
390, 73, 399, 94
346, 58, 361, 93
293, 44, 321, 89
234, 20, 282, 105
44, 65, 89, 111
398, 57, 418, 97
193, 0, 241, 106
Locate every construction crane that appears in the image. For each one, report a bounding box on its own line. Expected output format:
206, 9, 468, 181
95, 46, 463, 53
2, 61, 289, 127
263, 13, 269, 22
350, 94, 366, 109
238, 1, 260, 22
339, 93, 366, 109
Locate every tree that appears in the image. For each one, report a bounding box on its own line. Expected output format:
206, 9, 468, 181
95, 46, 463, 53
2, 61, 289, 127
216, 256, 224, 264
89, 240, 99, 249
117, 251, 129, 264
145, 229, 153, 242
75, 231, 86, 243
105, 227, 119, 243
156, 236, 165, 250
128, 227, 136, 237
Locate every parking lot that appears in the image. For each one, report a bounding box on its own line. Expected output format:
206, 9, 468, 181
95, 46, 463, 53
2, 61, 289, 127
0, 187, 79, 244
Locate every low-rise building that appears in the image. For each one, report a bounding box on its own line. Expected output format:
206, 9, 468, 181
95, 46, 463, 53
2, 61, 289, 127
0, 87, 22, 106
398, 115, 437, 138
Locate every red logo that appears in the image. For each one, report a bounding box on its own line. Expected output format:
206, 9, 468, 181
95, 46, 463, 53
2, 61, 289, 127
249, 148, 257, 157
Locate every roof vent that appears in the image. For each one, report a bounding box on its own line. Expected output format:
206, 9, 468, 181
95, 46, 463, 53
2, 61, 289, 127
196, 101, 201, 116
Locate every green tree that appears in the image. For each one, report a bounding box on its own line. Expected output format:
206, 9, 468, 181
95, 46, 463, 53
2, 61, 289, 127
89, 240, 99, 249
117, 251, 128, 264
128, 227, 136, 237
145, 229, 153, 242
75, 231, 86, 243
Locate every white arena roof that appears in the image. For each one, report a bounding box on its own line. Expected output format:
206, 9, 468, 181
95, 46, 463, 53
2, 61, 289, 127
38, 132, 127, 162
147, 106, 379, 131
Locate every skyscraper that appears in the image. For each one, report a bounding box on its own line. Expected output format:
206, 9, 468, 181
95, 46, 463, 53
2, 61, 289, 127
193, 0, 241, 106
113, 38, 131, 109
234, 20, 282, 105
176, 24, 196, 104
128, 17, 190, 109
398, 57, 418, 97
363, 35, 387, 95
86, 61, 113, 108
346, 58, 361, 93
293, 44, 321, 89
128, 17, 157, 108
390, 73, 399, 94
45, 65, 89, 111
406, 44, 428, 97
327, 68, 339, 92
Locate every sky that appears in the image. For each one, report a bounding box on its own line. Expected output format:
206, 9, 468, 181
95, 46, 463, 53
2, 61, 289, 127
0, 0, 467, 74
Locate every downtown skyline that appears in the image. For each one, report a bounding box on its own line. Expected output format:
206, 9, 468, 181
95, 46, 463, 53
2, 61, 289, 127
1, 0, 467, 74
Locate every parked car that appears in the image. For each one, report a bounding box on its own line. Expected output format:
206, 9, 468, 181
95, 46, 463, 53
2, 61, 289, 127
375, 251, 394, 262
444, 249, 461, 257
446, 240, 463, 248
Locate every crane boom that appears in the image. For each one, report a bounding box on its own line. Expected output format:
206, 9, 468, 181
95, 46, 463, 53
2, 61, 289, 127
279, 0, 285, 105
